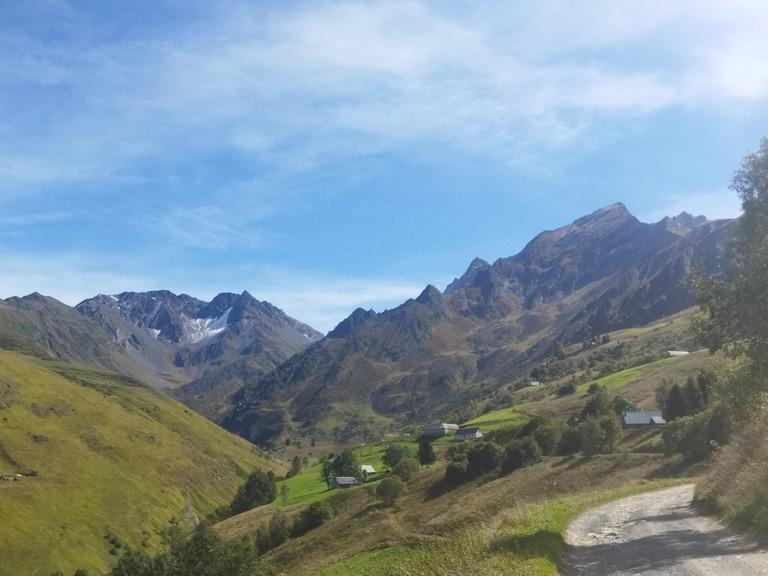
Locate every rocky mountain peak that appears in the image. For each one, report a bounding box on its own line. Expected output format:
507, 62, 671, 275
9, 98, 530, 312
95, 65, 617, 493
671, 211, 708, 230
445, 258, 490, 294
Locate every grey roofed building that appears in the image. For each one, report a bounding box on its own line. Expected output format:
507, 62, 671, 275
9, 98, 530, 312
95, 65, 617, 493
621, 410, 666, 428
454, 427, 483, 440
330, 476, 360, 489
423, 422, 460, 437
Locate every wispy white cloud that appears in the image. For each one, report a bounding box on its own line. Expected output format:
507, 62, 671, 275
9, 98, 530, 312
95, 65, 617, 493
3, 0, 767, 199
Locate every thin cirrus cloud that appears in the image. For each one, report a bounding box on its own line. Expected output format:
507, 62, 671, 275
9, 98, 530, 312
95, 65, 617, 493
5, 0, 768, 198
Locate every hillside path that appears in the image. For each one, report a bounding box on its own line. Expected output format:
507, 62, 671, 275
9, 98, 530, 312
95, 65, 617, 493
559, 484, 768, 575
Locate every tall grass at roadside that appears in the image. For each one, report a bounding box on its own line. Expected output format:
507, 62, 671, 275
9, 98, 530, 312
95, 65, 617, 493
696, 410, 768, 539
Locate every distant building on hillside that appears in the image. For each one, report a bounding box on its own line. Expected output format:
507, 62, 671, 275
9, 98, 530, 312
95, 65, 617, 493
454, 427, 483, 441
621, 410, 666, 428
530, 381, 542, 387
330, 476, 360, 489
667, 351, 690, 357
422, 423, 460, 437
360, 465, 376, 475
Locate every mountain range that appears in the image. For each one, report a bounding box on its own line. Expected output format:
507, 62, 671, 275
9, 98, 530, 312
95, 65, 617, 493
1, 203, 737, 448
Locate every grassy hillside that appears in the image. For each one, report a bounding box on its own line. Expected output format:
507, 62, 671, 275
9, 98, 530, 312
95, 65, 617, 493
0, 351, 281, 575
209, 311, 719, 575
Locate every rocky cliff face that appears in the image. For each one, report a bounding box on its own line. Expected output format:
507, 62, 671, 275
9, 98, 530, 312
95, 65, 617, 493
75, 290, 323, 396
220, 204, 738, 447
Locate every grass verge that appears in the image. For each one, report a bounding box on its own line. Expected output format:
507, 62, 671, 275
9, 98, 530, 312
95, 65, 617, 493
319, 478, 693, 576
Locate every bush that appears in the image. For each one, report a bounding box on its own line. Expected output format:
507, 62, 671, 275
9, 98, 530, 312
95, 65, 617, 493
268, 510, 291, 549
381, 444, 416, 468
393, 457, 420, 482
293, 500, 333, 537
376, 476, 405, 507
445, 454, 470, 484
578, 418, 605, 456
662, 405, 732, 462
501, 437, 541, 474
228, 470, 277, 516
587, 382, 600, 394
557, 383, 576, 397
466, 441, 502, 477
557, 428, 581, 455
533, 421, 566, 456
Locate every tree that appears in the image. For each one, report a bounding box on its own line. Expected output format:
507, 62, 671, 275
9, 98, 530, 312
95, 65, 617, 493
581, 385, 611, 419
393, 457, 420, 482
381, 444, 416, 469
417, 439, 437, 468
332, 449, 362, 480
466, 441, 502, 477
578, 418, 605, 456
376, 476, 405, 507
286, 455, 303, 478
613, 395, 638, 415
691, 138, 768, 380
320, 458, 334, 490
228, 469, 277, 516
501, 436, 541, 474
279, 483, 290, 505
110, 524, 263, 576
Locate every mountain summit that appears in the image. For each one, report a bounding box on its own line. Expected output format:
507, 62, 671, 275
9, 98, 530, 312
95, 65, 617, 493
219, 204, 737, 447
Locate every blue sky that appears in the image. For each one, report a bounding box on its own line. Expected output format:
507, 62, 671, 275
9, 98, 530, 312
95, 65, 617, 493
2, 1, 767, 333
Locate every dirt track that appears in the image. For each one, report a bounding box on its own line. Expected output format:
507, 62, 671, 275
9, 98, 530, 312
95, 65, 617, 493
560, 484, 768, 575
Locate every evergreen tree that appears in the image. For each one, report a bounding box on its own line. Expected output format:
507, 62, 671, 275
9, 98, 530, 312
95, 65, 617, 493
417, 439, 436, 468
320, 458, 334, 490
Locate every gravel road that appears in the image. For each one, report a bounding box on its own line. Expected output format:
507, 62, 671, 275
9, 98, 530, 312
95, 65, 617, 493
560, 484, 768, 575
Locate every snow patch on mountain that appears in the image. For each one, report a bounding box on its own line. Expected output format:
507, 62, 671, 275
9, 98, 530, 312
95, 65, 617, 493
182, 307, 232, 344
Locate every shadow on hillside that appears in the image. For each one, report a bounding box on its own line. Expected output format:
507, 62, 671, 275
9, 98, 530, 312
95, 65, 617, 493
424, 478, 460, 500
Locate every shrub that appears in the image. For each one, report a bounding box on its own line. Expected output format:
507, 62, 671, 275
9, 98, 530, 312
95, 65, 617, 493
533, 421, 566, 456
578, 418, 605, 456
581, 385, 611, 419
393, 457, 420, 482
557, 428, 581, 455
518, 415, 548, 438
228, 470, 277, 516
663, 405, 732, 462
587, 382, 600, 394
268, 510, 292, 548
501, 437, 541, 474
293, 500, 333, 537
445, 454, 470, 484
557, 383, 576, 397
382, 444, 417, 468
466, 442, 502, 477
613, 395, 638, 414
376, 476, 405, 507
